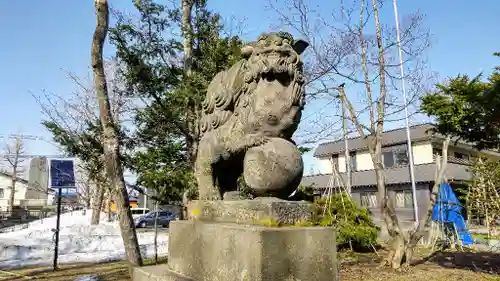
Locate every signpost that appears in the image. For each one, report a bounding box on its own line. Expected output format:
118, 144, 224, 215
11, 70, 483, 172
49, 159, 76, 271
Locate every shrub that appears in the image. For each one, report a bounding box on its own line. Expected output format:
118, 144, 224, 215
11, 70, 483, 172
312, 193, 380, 249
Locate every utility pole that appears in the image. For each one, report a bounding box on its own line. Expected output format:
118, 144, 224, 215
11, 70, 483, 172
393, 0, 419, 223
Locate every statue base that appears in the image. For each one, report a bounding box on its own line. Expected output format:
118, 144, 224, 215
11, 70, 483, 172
186, 198, 312, 225
132, 200, 338, 281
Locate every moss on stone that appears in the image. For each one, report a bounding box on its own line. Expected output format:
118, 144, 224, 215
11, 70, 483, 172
292, 219, 315, 227
252, 217, 321, 227
252, 217, 281, 227
190, 208, 201, 218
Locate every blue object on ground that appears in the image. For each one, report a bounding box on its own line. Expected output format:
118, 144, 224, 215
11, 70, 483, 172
431, 183, 474, 246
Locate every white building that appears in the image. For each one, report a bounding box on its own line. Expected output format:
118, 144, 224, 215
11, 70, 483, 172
0, 171, 50, 212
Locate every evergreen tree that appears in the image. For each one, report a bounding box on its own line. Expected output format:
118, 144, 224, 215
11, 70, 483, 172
109, 0, 243, 202
421, 52, 500, 150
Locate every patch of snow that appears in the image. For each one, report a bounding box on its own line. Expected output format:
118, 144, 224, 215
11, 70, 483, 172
0, 210, 168, 269
73, 275, 101, 281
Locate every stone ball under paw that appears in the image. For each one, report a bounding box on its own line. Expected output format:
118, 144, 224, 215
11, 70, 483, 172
243, 137, 304, 198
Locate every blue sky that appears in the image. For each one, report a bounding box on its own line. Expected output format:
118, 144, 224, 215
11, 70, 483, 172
0, 0, 498, 175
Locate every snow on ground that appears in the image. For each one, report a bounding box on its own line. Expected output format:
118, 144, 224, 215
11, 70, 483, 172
0, 210, 168, 269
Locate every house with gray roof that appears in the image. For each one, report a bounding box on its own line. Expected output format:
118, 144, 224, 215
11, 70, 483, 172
301, 123, 500, 226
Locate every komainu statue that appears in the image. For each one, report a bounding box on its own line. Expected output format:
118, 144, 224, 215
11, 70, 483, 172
195, 32, 309, 200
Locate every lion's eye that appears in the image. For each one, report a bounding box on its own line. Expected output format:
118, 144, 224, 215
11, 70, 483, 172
283, 39, 290, 45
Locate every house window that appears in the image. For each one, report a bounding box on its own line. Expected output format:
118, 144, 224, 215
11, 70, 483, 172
394, 149, 409, 166
395, 190, 414, 208
349, 152, 357, 171
360, 192, 378, 208
383, 148, 409, 168
383, 151, 395, 168
330, 154, 339, 169
0, 188, 3, 198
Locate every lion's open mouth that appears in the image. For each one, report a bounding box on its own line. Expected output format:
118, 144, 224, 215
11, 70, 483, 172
258, 53, 298, 85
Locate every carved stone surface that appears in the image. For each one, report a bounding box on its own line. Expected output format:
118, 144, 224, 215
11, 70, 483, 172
243, 138, 303, 198
187, 198, 312, 225
194, 32, 309, 200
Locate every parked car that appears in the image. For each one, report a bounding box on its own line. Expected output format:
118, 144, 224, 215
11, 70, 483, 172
130, 207, 150, 219
134, 210, 177, 228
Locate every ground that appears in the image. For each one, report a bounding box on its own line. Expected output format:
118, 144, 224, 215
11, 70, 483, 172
341, 264, 497, 281
2, 249, 499, 281
1, 212, 499, 280
0, 257, 168, 281
339, 248, 500, 281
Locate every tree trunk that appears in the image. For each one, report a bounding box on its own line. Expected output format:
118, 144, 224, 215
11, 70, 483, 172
85, 194, 91, 210
486, 209, 491, 238
5, 137, 23, 212
106, 193, 113, 222
371, 0, 409, 269
92, 0, 142, 267
181, 0, 199, 166
91, 183, 105, 225
84, 182, 92, 210
182, 0, 193, 77
9, 168, 16, 212
401, 136, 451, 267
373, 159, 406, 269
377, 136, 451, 269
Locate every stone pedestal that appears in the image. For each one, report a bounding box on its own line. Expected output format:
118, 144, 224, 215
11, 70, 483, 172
187, 198, 313, 225
132, 199, 338, 281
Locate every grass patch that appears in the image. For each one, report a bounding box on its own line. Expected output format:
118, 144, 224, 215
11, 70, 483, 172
0, 257, 167, 281
472, 233, 500, 240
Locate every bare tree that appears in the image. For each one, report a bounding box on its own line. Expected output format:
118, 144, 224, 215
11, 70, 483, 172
92, 0, 142, 268
2, 136, 26, 212
268, 0, 437, 269
74, 163, 97, 211
33, 57, 135, 226
77, 178, 92, 210
269, 0, 436, 144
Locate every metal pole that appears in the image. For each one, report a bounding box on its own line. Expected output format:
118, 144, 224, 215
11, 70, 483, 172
53, 187, 62, 271
153, 201, 159, 265
342, 101, 351, 194
393, 0, 419, 223
143, 188, 148, 215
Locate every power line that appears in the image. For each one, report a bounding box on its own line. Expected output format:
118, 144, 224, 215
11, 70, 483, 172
0, 154, 71, 159
0, 134, 48, 141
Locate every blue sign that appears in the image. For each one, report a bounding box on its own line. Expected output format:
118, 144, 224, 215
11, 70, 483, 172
59, 188, 78, 197
50, 159, 76, 188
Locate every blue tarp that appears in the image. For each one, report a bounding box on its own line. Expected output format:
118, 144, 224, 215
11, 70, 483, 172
431, 183, 474, 246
